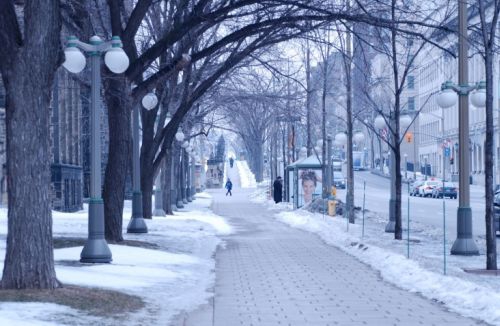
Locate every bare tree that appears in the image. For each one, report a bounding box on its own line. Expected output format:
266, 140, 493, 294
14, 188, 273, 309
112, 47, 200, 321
0, 0, 62, 289
471, 0, 500, 270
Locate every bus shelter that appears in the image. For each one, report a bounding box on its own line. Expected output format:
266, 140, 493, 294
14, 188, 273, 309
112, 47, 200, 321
285, 155, 323, 209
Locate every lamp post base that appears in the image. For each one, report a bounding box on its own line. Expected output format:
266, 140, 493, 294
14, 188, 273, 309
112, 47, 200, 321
80, 200, 112, 263
451, 207, 479, 255
80, 238, 112, 263
153, 209, 166, 216
153, 189, 166, 217
385, 198, 396, 233
127, 217, 148, 233
127, 192, 148, 233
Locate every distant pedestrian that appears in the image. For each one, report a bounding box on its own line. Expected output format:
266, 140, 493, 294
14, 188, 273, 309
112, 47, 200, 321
229, 157, 234, 168
273, 176, 283, 203
225, 178, 233, 196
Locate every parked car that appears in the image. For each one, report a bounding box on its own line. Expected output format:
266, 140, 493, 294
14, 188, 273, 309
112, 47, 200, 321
333, 172, 346, 189
332, 159, 342, 172
418, 180, 441, 197
409, 180, 424, 196
431, 182, 458, 199
493, 190, 500, 234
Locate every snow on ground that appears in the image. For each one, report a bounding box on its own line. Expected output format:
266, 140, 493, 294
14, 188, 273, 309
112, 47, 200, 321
0, 192, 232, 326
235, 160, 257, 188
252, 185, 500, 326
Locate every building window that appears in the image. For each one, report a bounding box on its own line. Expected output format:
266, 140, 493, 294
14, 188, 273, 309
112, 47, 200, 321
408, 97, 415, 111
407, 76, 415, 89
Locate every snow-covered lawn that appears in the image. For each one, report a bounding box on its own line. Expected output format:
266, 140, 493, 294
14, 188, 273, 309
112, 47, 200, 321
252, 183, 500, 326
0, 192, 231, 326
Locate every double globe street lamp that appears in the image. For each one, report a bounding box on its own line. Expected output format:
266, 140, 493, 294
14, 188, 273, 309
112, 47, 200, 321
437, 80, 486, 255
63, 35, 129, 263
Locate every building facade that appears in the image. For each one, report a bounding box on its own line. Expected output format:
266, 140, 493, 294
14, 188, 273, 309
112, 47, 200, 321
414, 33, 499, 184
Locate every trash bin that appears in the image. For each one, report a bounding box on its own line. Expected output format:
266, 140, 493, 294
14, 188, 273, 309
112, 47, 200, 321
328, 200, 336, 216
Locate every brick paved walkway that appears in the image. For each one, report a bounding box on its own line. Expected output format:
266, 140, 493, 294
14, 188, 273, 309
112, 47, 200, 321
181, 168, 484, 325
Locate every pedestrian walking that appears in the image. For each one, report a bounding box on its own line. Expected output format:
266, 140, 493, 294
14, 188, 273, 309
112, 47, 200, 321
229, 157, 234, 168
225, 178, 233, 196
273, 176, 283, 203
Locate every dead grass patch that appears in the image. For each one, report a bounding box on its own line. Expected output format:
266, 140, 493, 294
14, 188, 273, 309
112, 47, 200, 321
0, 285, 144, 318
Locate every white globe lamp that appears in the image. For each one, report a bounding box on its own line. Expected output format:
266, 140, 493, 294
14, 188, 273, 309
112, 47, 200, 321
374, 115, 386, 130
63, 46, 86, 73
335, 132, 347, 146
104, 37, 129, 74
142, 93, 158, 110
175, 130, 185, 142
470, 84, 486, 108
400, 115, 412, 129
437, 88, 457, 109
353, 131, 365, 144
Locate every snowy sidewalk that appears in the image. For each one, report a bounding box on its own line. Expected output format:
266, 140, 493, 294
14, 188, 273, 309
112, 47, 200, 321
184, 188, 483, 326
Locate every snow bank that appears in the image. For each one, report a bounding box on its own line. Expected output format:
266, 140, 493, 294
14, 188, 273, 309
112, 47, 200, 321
236, 160, 257, 188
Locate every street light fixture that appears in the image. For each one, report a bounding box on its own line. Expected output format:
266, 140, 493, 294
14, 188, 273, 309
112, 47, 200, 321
141, 92, 158, 110
353, 131, 365, 145
129, 92, 158, 232
374, 115, 386, 130
175, 130, 185, 142
437, 79, 485, 255
400, 115, 412, 129
63, 35, 129, 263
335, 132, 347, 147
435, 0, 486, 254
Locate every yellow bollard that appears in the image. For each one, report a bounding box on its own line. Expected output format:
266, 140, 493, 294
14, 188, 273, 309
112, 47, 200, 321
328, 200, 336, 216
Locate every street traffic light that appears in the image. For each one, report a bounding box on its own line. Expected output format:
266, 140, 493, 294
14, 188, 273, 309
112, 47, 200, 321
405, 132, 413, 143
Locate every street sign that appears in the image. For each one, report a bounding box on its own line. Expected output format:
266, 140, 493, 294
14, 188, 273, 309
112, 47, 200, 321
444, 147, 450, 157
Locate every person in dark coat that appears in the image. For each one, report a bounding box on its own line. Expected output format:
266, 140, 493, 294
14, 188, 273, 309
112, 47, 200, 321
229, 157, 234, 168
273, 176, 283, 203
225, 178, 233, 196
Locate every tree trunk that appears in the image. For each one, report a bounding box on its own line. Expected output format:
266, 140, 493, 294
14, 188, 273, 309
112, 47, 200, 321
345, 28, 355, 224
484, 49, 497, 270
162, 152, 173, 215
306, 44, 312, 156
140, 139, 155, 219
177, 150, 185, 206
103, 78, 132, 242
394, 145, 403, 240
183, 150, 189, 202
1, 0, 61, 289
321, 59, 328, 198
141, 168, 154, 219
171, 145, 180, 209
